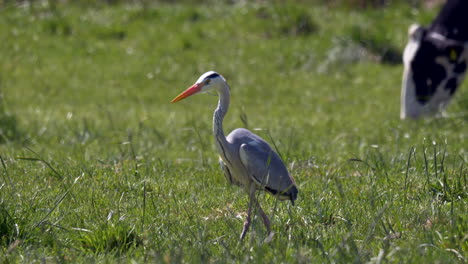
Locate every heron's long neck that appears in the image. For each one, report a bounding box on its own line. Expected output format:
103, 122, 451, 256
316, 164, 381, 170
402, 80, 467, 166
213, 83, 230, 147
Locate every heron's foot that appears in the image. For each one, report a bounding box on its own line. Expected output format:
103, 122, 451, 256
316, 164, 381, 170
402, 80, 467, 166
264, 231, 275, 243
240, 218, 251, 240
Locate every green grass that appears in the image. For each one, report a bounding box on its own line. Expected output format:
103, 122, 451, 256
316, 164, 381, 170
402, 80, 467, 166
0, 1, 466, 263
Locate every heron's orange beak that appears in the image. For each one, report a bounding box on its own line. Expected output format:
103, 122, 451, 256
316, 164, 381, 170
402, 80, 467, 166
171, 83, 202, 103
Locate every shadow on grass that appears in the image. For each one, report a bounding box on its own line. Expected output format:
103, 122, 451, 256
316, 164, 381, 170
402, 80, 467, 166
279, 11, 318, 37
0, 204, 15, 247
253, 5, 319, 38
348, 25, 401, 65
0, 202, 26, 253
0, 94, 19, 144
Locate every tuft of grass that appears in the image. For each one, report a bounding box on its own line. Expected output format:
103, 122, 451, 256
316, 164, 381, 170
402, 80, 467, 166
78, 221, 143, 254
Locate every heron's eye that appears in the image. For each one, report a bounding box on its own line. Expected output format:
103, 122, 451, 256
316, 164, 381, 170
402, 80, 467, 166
204, 79, 211, 85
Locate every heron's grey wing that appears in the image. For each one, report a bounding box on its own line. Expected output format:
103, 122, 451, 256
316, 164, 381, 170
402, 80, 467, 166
239, 141, 297, 201
219, 157, 241, 187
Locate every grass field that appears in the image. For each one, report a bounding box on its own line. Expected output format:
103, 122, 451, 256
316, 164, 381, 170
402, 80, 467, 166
0, 1, 466, 263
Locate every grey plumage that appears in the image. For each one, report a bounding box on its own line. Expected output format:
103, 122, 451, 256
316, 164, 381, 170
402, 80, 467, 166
227, 128, 298, 203
171, 71, 299, 240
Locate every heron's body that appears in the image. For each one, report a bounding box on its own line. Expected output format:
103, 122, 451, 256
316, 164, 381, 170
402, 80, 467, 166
220, 128, 297, 201
171, 71, 298, 240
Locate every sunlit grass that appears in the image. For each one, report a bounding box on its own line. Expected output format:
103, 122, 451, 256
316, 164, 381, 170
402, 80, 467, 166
0, 1, 466, 263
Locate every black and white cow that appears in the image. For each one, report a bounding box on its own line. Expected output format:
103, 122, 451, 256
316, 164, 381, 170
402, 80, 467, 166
401, 0, 468, 119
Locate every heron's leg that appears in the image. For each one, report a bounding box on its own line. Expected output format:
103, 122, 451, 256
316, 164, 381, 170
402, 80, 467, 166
239, 204, 252, 240
240, 184, 256, 240
254, 199, 271, 235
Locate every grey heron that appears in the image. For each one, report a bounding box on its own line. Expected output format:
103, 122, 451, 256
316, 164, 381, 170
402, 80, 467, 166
171, 71, 298, 240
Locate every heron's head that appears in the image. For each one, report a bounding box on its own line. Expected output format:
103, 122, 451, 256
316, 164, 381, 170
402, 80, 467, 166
171, 71, 227, 103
